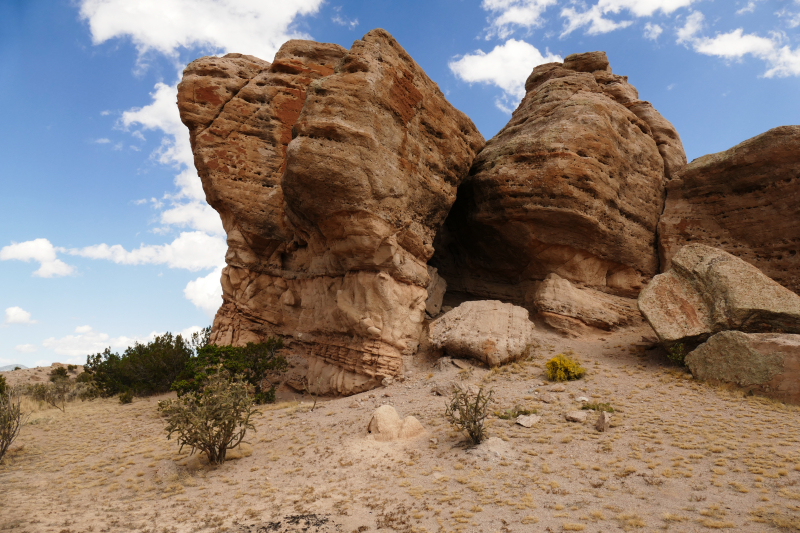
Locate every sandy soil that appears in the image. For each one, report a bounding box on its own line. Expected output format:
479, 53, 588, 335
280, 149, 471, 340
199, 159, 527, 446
2, 322, 800, 533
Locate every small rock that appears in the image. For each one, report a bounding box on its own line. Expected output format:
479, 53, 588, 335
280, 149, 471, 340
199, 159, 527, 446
368, 394, 376, 399
515, 414, 541, 428
468, 437, 513, 461
435, 357, 453, 372
451, 359, 471, 370
381, 377, 394, 387
349, 401, 360, 408
540, 393, 558, 404
595, 411, 612, 432
430, 437, 439, 445
383, 393, 392, 397
549, 383, 566, 392
576, 396, 589, 403
565, 411, 588, 423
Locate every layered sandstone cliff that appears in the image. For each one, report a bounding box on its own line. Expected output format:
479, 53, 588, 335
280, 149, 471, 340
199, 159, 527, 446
431, 52, 686, 308
178, 30, 483, 394
658, 126, 800, 294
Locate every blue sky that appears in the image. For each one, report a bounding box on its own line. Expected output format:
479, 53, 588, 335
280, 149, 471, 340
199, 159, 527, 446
1, 0, 798, 368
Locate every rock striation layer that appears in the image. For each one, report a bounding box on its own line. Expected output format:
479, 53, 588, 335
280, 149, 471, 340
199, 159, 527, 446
178, 30, 483, 394
658, 126, 800, 294
432, 51, 685, 307
638, 244, 800, 347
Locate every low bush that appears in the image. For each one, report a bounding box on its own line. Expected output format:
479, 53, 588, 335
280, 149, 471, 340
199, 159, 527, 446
29, 379, 73, 412
84, 328, 210, 397
1, 392, 26, 464
667, 342, 687, 366
67, 364, 78, 373
158, 365, 257, 465
0, 375, 7, 397
119, 389, 134, 404
582, 402, 614, 413
49, 366, 68, 382
496, 405, 536, 419
172, 337, 287, 404
445, 386, 493, 445
545, 354, 586, 382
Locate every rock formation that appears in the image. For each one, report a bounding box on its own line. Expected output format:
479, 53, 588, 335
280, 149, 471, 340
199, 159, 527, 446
638, 244, 800, 347
685, 331, 800, 405
658, 126, 800, 294
178, 30, 483, 394
367, 405, 425, 441
432, 51, 686, 312
428, 301, 537, 366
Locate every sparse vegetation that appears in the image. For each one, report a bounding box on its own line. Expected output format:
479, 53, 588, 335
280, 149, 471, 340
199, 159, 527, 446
29, 378, 73, 412
582, 402, 614, 413
496, 405, 535, 419
545, 353, 586, 382
48, 366, 68, 382
158, 365, 257, 465
667, 342, 687, 365
445, 386, 493, 445
172, 337, 287, 404
118, 389, 134, 404
0, 391, 25, 463
0, 375, 7, 397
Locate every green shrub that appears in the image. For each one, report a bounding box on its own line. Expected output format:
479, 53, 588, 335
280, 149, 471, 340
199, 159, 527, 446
75, 371, 93, 384
67, 364, 78, 373
29, 379, 73, 412
158, 365, 257, 465
545, 354, 586, 382
171, 337, 287, 404
496, 405, 536, 420
1, 392, 25, 464
667, 343, 686, 366
84, 328, 209, 397
49, 366, 69, 382
0, 375, 7, 397
582, 402, 614, 413
445, 386, 493, 445
119, 389, 134, 404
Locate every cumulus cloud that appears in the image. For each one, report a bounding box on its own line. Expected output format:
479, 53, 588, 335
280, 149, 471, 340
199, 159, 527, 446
561, 0, 696, 36
68, 231, 226, 272
184, 265, 224, 319
15, 344, 37, 354
94, 138, 111, 144
0, 238, 74, 278
676, 10, 705, 44
42, 325, 154, 359
644, 22, 663, 40
4, 307, 37, 325
481, 0, 558, 39
736, 1, 761, 15
78, 0, 324, 61
450, 39, 561, 112
692, 29, 800, 77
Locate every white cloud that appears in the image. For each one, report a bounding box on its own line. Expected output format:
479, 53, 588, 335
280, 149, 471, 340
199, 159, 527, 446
331, 7, 359, 30
184, 265, 224, 319
94, 138, 111, 144
78, 0, 324, 61
561, 0, 696, 36
100, 110, 111, 116
687, 28, 800, 77
15, 344, 37, 354
677, 10, 705, 44
5, 307, 37, 325
481, 0, 558, 39
450, 39, 562, 113
42, 325, 154, 359
68, 231, 226, 272
157, 202, 224, 236
34, 360, 53, 368
0, 238, 75, 278
736, 1, 760, 15
644, 22, 663, 40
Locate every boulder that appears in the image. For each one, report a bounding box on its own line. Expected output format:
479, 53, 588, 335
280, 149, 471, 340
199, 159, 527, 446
178, 30, 484, 394
367, 405, 425, 441
515, 414, 541, 428
595, 411, 612, 432
565, 411, 588, 423
432, 51, 685, 302
686, 331, 800, 404
532, 273, 639, 336
428, 300, 537, 366
639, 244, 800, 346
659, 126, 800, 294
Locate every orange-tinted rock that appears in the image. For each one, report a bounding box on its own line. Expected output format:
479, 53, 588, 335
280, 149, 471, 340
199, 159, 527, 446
178, 30, 483, 394
432, 51, 685, 309
658, 126, 800, 294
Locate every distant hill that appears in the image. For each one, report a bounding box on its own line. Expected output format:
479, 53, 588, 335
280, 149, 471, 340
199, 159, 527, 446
0, 364, 28, 372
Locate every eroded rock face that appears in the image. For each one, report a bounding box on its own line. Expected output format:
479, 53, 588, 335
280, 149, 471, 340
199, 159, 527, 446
659, 126, 800, 294
178, 30, 483, 394
428, 300, 537, 366
432, 51, 685, 303
686, 331, 800, 405
638, 244, 800, 346
367, 405, 425, 441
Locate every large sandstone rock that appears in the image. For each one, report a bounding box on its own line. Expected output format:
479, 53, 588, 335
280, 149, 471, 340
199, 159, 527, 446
432, 51, 685, 303
686, 331, 800, 404
367, 405, 425, 441
532, 273, 639, 336
178, 30, 483, 395
659, 126, 800, 294
428, 300, 537, 366
638, 244, 800, 346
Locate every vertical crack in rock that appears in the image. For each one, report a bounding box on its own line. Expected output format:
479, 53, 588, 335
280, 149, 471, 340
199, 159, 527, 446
178, 30, 484, 394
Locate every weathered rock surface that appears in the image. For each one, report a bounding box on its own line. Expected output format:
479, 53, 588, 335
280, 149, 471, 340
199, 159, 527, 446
686, 331, 800, 404
515, 414, 541, 428
425, 266, 447, 316
178, 30, 483, 394
432, 51, 685, 303
367, 405, 425, 441
659, 126, 800, 294
639, 244, 800, 346
532, 273, 639, 336
565, 410, 588, 423
595, 411, 612, 432
428, 300, 537, 366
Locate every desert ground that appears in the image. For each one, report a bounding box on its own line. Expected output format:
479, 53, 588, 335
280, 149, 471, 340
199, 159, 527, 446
2, 318, 800, 533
